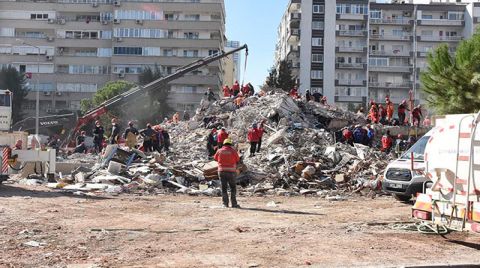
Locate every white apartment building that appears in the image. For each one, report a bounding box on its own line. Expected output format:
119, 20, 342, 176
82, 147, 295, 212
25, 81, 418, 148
275, 0, 480, 110
0, 0, 226, 117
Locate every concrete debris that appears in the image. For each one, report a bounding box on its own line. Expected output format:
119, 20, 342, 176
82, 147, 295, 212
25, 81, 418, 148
13, 91, 409, 199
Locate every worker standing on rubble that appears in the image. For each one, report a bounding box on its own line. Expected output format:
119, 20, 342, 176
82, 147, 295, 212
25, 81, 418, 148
207, 128, 217, 157
162, 128, 171, 152
398, 100, 408, 126
386, 98, 394, 123
232, 80, 240, 96
247, 123, 260, 157
207, 87, 216, 102
74, 131, 87, 154
242, 84, 250, 97
366, 125, 375, 147
368, 101, 379, 124
217, 127, 229, 149
153, 126, 164, 152
140, 124, 155, 153
378, 104, 387, 124
93, 120, 104, 153
257, 120, 266, 153
305, 89, 311, 102
289, 86, 299, 99
381, 130, 393, 153
223, 85, 231, 98
412, 105, 423, 127
109, 118, 121, 144
320, 96, 328, 106
214, 138, 241, 208
124, 121, 139, 149
353, 125, 365, 144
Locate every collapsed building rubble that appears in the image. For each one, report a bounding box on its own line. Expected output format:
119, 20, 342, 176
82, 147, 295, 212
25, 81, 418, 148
14, 91, 420, 198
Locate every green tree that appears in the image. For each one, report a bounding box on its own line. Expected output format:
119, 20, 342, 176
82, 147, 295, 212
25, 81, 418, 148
0, 66, 28, 124
139, 63, 163, 85
421, 33, 480, 114
81, 80, 134, 114
265, 66, 278, 88
276, 60, 296, 92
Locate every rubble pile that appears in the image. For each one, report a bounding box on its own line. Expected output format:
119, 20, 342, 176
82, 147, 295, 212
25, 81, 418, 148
20, 91, 394, 198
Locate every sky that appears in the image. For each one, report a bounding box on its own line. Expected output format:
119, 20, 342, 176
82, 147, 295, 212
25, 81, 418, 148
225, 0, 288, 88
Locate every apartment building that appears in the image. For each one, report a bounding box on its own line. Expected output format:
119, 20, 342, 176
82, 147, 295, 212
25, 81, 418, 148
275, 0, 480, 110
0, 0, 226, 117
223, 40, 241, 86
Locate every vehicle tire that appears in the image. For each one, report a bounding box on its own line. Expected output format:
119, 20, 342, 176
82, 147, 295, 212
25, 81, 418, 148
394, 194, 411, 202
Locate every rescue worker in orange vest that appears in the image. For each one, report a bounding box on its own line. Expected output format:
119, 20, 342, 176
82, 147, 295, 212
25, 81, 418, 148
214, 138, 240, 208
368, 101, 379, 124
381, 130, 394, 153
216, 127, 229, 149
412, 105, 423, 127
378, 104, 387, 124
386, 98, 394, 123
289, 86, 299, 99
247, 123, 260, 157
223, 85, 231, 98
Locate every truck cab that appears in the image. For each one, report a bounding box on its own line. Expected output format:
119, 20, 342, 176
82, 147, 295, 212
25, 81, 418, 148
382, 131, 432, 201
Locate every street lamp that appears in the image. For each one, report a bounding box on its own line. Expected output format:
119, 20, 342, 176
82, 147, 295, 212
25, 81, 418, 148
16, 39, 40, 138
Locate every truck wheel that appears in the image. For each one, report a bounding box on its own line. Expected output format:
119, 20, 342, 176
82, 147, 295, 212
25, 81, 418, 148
394, 194, 411, 202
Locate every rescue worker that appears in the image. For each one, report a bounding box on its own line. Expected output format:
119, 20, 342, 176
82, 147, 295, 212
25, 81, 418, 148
124, 121, 139, 149
172, 112, 180, 124
305, 89, 311, 102
247, 83, 254, 96
76, 131, 86, 147
207, 87, 216, 102
234, 94, 245, 108
342, 127, 353, 146
366, 125, 375, 147
353, 125, 365, 144
14, 139, 22, 150
368, 101, 379, 124
378, 104, 387, 124
312, 91, 322, 103
109, 118, 121, 144
289, 86, 299, 99
412, 105, 423, 127
214, 138, 240, 208
394, 134, 406, 157
398, 100, 408, 126
152, 125, 163, 153
320, 96, 328, 105
232, 80, 240, 96
207, 128, 217, 157
257, 120, 266, 153
140, 123, 155, 153
223, 85, 231, 98
93, 120, 104, 153
386, 98, 394, 123
74, 131, 87, 154
162, 128, 171, 152
381, 130, 393, 153
216, 127, 229, 149
247, 123, 260, 157
242, 84, 250, 96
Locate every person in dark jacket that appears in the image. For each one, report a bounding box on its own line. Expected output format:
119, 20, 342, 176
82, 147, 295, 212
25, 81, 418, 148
140, 123, 156, 152
305, 89, 311, 102
93, 120, 104, 153
123, 121, 139, 138
398, 100, 409, 126
162, 129, 171, 152
109, 118, 121, 144
353, 125, 365, 144
124, 121, 139, 149
207, 87, 216, 102
74, 130, 87, 153
207, 128, 217, 157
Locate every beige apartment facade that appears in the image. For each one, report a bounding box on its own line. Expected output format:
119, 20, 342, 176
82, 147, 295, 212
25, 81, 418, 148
0, 0, 226, 117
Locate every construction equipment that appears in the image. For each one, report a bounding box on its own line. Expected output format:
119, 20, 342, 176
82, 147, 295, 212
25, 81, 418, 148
66, 44, 249, 145
12, 113, 76, 136
409, 113, 480, 233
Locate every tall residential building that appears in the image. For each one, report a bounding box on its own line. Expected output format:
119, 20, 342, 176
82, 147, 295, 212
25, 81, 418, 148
223, 40, 242, 86
0, 0, 226, 117
275, 0, 480, 110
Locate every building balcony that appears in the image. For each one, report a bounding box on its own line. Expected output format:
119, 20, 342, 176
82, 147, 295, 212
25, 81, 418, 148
334, 95, 367, 103
336, 13, 368, 21
417, 51, 430, 58
288, 29, 301, 41
335, 79, 367, 86
369, 82, 413, 89
370, 18, 414, 25
336, 30, 367, 37
290, 13, 301, 20
417, 35, 463, 42
369, 65, 412, 73
370, 50, 413, 57
336, 46, 367, 53
336, 63, 367, 70
370, 34, 413, 41
287, 45, 300, 57
418, 19, 464, 26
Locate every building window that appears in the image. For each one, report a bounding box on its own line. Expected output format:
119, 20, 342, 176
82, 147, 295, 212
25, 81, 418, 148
97, 48, 112, 57
142, 47, 161, 56
113, 65, 143, 74
208, 49, 219, 56
311, 70, 323, 79
114, 10, 163, 20
312, 38, 323, 47
68, 65, 110, 74
100, 31, 112, 39
370, 9, 381, 19
313, 5, 324, 14
184, 32, 199, 39
57, 83, 98, 93
183, 50, 199, 57
30, 13, 48, 20
163, 49, 173, 56
312, 54, 323, 63
184, 14, 200, 21
369, 57, 388, 66
113, 47, 143, 55
312, 21, 324, 30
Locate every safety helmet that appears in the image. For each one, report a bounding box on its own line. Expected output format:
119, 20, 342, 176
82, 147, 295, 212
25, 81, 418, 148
223, 138, 233, 145
128, 121, 133, 126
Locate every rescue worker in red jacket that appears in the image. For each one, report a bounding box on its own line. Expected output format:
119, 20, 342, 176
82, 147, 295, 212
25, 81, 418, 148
247, 123, 260, 157
398, 100, 408, 126
256, 120, 266, 153
216, 127, 229, 149
378, 104, 387, 124
342, 127, 353, 146
289, 86, 299, 99
214, 138, 240, 208
412, 105, 423, 127
386, 98, 394, 123
381, 130, 393, 153
320, 96, 328, 105
242, 84, 250, 97
222, 85, 231, 98
232, 80, 240, 97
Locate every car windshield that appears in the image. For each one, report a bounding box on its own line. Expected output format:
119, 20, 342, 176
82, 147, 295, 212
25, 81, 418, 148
400, 135, 430, 161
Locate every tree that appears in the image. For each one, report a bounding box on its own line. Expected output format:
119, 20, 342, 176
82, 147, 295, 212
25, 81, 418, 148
0, 66, 28, 124
276, 60, 296, 92
139, 63, 163, 85
265, 66, 278, 88
421, 32, 480, 114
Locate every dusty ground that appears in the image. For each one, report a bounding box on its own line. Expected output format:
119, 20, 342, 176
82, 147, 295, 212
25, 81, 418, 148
0, 184, 479, 268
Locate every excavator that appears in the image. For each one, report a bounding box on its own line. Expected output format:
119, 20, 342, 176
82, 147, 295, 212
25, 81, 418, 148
64, 44, 249, 146
12, 113, 76, 136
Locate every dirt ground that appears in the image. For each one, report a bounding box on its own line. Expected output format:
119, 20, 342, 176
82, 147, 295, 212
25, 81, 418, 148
0, 184, 479, 268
